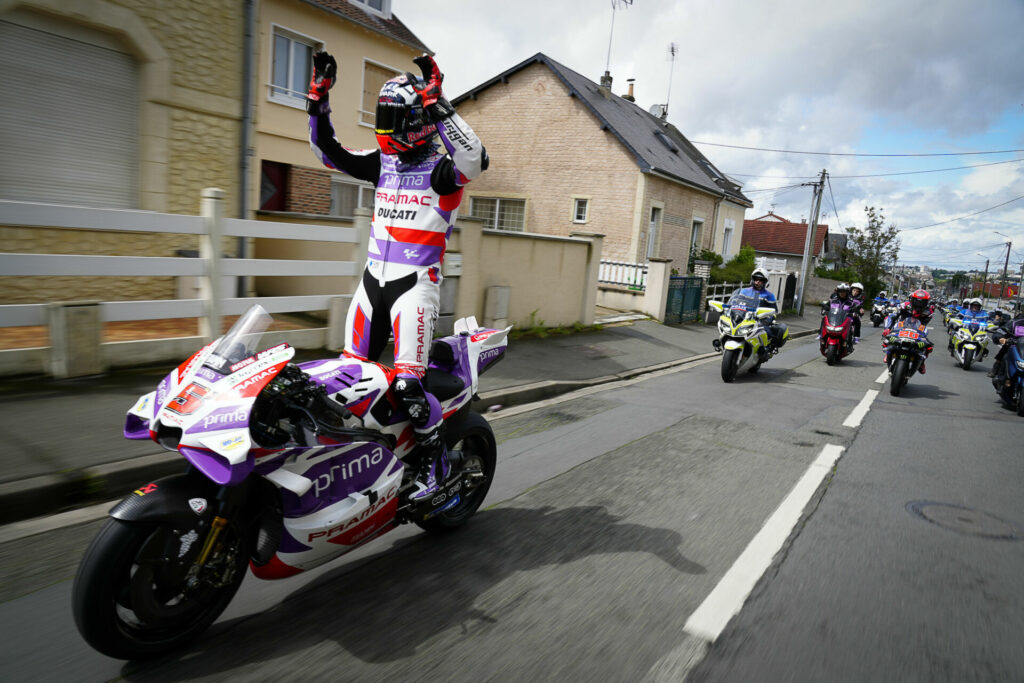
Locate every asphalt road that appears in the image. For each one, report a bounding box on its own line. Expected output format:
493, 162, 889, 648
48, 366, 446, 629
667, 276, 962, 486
0, 323, 1020, 682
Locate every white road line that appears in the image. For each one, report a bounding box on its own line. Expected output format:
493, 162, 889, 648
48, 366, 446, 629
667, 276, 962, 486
683, 443, 846, 643
875, 368, 890, 384
842, 389, 879, 428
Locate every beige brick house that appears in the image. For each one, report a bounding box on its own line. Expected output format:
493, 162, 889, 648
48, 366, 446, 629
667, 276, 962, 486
0, 0, 244, 303
450, 53, 752, 273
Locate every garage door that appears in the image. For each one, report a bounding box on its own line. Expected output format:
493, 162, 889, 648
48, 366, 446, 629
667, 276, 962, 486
0, 16, 138, 208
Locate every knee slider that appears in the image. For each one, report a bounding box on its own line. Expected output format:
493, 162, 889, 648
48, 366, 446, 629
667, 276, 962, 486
392, 376, 430, 428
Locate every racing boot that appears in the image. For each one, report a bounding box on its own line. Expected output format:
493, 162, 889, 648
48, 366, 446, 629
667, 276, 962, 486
408, 425, 450, 502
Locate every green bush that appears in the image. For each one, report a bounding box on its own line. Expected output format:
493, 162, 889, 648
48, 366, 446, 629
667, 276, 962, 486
708, 245, 755, 284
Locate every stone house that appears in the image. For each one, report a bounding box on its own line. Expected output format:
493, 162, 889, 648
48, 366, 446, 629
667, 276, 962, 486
449, 53, 752, 273
741, 212, 828, 273
0, 0, 245, 303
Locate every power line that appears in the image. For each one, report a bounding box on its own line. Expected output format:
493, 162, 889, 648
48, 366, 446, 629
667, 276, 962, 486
898, 195, 1024, 232
726, 157, 1024, 180
691, 141, 1024, 157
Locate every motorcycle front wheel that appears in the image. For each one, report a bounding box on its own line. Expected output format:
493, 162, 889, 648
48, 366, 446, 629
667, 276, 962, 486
962, 348, 974, 371
417, 411, 497, 534
721, 348, 740, 383
825, 344, 839, 365
72, 517, 250, 660
890, 358, 908, 396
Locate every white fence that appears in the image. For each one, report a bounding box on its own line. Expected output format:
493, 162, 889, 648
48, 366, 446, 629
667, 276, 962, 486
704, 281, 744, 303
598, 259, 648, 290
0, 188, 364, 376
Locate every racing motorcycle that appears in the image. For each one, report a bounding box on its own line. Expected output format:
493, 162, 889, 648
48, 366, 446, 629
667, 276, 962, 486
883, 318, 931, 397
870, 301, 887, 327
72, 305, 508, 659
708, 291, 787, 382
819, 300, 855, 365
990, 320, 1024, 416
947, 316, 988, 371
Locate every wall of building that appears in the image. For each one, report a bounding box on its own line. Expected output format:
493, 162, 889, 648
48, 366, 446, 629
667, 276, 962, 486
0, 0, 242, 303
453, 63, 641, 261
714, 200, 747, 260
640, 174, 717, 273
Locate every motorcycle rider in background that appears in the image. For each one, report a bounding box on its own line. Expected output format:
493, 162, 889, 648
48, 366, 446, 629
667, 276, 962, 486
849, 282, 866, 342
883, 289, 934, 373
950, 297, 988, 352
307, 51, 488, 501
987, 309, 1022, 379
735, 268, 787, 352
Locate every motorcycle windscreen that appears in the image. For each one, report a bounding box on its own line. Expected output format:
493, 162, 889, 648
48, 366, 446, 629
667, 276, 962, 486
825, 305, 850, 327
203, 305, 273, 375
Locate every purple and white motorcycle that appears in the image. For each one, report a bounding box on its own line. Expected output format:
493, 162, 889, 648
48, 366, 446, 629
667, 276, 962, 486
72, 305, 508, 659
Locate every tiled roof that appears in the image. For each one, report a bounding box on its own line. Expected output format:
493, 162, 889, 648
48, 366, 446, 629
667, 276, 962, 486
452, 52, 752, 207
741, 212, 828, 256
303, 0, 431, 53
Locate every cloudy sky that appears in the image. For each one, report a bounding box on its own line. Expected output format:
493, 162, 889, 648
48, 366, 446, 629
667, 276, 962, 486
398, 0, 1024, 273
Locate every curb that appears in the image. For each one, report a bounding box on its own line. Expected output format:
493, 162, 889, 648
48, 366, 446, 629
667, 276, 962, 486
0, 327, 820, 528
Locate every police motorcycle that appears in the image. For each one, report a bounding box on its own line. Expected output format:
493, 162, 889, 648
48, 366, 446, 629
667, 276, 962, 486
72, 305, 509, 659
882, 317, 931, 397
708, 290, 787, 383
870, 296, 888, 328
948, 314, 989, 371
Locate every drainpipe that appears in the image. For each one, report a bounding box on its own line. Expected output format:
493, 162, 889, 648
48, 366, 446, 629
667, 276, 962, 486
237, 0, 257, 296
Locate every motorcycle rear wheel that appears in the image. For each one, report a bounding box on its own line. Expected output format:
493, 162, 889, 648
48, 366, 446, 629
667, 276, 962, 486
416, 411, 497, 534
962, 348, 974, 371
1017, 389, 1024, 418
890, 358, 908, 397
72, 517, 250, 660
721, 348, 740, 383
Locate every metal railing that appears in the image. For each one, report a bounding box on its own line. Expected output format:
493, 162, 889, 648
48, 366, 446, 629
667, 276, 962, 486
598, 259, 648, 290
704, 281, 743, 304
0, 189, 363, 338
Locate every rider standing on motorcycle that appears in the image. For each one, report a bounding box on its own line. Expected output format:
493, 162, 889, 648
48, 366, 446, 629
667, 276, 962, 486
307, 51, 488, 501
736, 268, 787, 352
883, 289, 935, 373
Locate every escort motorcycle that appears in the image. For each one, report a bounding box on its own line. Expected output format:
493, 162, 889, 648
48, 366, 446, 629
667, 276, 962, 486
819, 300, 855, 365
882, 318, 931, 397
708, 291, 787, 383
990, 321, 1024, 416
870, 301, 887, 327
947, 316, 988, 371
72, 305, 509, 659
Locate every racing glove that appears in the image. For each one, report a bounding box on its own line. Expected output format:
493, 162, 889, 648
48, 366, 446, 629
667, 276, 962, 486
412, 54, 455, 122
306, 51, 337, 114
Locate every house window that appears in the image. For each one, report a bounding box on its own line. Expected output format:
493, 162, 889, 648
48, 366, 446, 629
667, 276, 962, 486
350, 0, 391, 18
270, 26, 320, 108
573, 198, 589, 223
722, 219, 735, 256
361, 59, 401, 126
690, 218, 704, 257
471, 197, 526, 232
330, 177, 375, 218
646, 206, 662, 259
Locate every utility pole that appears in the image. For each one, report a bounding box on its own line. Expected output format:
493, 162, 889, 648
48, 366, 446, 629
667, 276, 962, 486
796, 168, 827, 315
981, 259, 990, 304
1016, 261, 1024, 313
999, 239, 1012, 308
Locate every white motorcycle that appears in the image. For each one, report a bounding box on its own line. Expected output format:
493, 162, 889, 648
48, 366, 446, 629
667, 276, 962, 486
72, 305, 509, 659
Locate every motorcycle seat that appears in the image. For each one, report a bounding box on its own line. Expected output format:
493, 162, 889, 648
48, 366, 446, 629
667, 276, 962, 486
425, 368, 466, 402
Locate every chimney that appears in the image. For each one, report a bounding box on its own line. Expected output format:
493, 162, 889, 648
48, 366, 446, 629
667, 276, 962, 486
600, 70, 613, 92
622, 78, 635, 102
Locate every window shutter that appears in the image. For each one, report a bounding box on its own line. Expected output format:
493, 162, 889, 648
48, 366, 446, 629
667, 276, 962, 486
0, 20, 138, 208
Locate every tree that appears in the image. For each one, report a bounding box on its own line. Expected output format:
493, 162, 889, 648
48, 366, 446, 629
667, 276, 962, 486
843, 207, 900, 294
949, 271, 969, 291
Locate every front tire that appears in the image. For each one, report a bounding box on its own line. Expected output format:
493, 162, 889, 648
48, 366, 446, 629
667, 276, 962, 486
72, 517, 249, 660
416, 411, 497, 534
962, 348, 974, 371
721, 348, 739, 383
825, 344, 838, 366
890, 358, 908, 397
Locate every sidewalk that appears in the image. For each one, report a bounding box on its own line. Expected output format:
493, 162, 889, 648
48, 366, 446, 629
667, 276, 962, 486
0, 311, 821, 525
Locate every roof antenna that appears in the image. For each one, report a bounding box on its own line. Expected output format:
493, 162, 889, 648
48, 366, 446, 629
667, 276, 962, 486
665, 42, 678, 118
603, 0, 633, 89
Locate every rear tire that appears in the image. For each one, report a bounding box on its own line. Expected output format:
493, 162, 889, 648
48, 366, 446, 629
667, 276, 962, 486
890, 358, 908, 397
825, 344, 838, 366
1017, 389, 1024, 418
721, 348, 739, 383
416, 411, 496, 534
962, 348, 974, 371
72, 518, 249, 660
